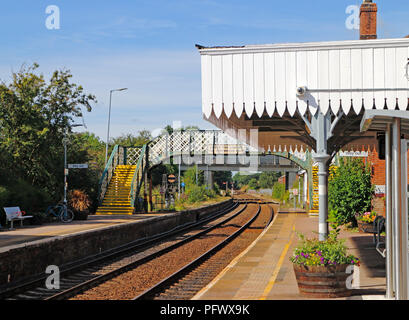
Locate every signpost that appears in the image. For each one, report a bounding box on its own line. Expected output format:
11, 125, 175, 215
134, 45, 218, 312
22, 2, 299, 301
68, 164, 89, 169
168, 174, 176, 184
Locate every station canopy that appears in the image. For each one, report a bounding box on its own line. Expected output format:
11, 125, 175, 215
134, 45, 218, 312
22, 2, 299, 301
197, 38, 409, 155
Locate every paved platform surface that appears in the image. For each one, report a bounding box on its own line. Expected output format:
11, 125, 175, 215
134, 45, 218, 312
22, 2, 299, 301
0, 214, 162, 251
193, 209, 387, 300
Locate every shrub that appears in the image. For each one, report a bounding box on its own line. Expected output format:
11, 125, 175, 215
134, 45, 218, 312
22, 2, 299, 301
328, 158, 374, 226
68, 190, 91, 212
0, 185, 10, 225
7, 180, 52, 212
186, 185, 207, 204
68, 190, 91, 220
213, 183, 221, 196
248, 178, 258, 190
272, 182, 285, 200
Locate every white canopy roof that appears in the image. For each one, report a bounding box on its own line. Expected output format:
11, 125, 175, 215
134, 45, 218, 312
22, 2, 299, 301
198, 38, 409, 120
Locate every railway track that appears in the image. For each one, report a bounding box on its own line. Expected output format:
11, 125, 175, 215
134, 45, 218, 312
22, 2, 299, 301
1, 201, 240, 300
2, 195, 275, 301
134, 203, 273, 300
73, 201, 273, 300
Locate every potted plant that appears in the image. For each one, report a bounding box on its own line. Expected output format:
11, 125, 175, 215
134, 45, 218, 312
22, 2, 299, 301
355, 211, 377, 233
290, 229, 360, 298
68, 190, 91, 220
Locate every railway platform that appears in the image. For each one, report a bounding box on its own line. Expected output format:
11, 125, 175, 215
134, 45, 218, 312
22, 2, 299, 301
0, 214, 156, 250
0, 199, 234, 289
193, 209, 387, 300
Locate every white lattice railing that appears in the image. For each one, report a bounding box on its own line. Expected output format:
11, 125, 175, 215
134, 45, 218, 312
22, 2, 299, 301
98, 130, 309, 209
125, 130, 307, 166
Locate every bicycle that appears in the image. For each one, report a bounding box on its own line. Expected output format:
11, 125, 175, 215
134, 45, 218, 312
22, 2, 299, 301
45, 203, 74, 223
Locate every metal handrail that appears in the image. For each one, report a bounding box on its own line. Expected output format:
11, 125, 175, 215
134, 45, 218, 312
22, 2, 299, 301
129, 144, 147, 207
97, 144, 119, 205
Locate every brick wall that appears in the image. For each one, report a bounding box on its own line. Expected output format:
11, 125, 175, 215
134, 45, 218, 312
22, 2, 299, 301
360, 147, 409, 216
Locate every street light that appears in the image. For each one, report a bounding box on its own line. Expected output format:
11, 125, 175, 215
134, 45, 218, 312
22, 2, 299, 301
63, 124, 84, 205
105, 88, 128, 165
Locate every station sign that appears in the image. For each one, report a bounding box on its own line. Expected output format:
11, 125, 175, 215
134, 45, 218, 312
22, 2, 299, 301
168, 174, 176, 183
68, 164, 89, 169
291, 189, 298, 196
338, 151, 368, 157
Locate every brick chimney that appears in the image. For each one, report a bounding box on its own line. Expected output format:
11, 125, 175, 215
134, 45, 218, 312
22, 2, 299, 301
360, 0, 377, 40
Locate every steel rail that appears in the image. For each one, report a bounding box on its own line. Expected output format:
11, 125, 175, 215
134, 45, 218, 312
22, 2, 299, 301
133, 204, 262, 300
42, 203, 248, 300
0, 202, 239, 300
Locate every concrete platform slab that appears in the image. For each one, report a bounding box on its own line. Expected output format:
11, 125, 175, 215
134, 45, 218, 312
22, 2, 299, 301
193, 209, 387, 301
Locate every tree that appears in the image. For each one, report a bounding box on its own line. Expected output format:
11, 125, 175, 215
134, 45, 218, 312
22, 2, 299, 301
248, 178, 259, 190
233, 172, 261, 188
0, 63, 96, 198
272, 182, 286, 200
183, 166, 204, 189
65, 132, 105, 211
111, 131, 152, 147
0, 64, 98, 219
259, 172, 279, 189
328, 158, 374, 226
161, 124, 200, 136
213, 171, 232, 188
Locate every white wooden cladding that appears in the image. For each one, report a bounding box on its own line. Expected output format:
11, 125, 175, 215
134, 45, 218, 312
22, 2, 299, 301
200, 39, 409, 119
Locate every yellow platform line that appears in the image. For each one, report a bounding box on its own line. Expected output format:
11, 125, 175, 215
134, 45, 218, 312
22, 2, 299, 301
192, 206, 279, 300
259, 224, 296, 300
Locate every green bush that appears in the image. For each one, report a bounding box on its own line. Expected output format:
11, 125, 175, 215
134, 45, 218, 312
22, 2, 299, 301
0, 181, 52, 226
213, 183, 221, 195
0, 185, 10, 225
328, 158, 374, 226
186, 185, 207, 203
205, 187, 217, 199
248, 178, 259, 190
272, 182, 285, 200
5, 180, 53, 213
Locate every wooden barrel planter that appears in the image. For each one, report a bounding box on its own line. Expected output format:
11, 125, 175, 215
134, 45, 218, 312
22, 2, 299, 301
357, 220, 373, 233
293, 264, 352, 298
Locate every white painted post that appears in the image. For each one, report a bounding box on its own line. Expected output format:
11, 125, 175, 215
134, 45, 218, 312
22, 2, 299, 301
385, 124, 395, 299
392, 118, 405, 299
400, 138, 409, 299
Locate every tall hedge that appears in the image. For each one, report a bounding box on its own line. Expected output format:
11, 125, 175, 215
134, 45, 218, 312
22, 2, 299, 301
328, 158, 374, 226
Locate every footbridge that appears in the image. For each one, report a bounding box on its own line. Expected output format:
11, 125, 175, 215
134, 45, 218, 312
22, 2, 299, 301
96, 130, 313, 215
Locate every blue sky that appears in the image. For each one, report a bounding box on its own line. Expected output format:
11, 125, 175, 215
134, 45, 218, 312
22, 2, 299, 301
1, 0, 409, 140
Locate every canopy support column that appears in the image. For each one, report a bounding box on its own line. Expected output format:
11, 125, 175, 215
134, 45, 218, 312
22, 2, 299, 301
302, 110, 342, 240
360, 110, 409, 300
394, 118, 409, 300
314, 154, 330, 241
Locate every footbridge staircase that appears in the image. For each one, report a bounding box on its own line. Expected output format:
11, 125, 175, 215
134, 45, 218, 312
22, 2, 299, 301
96, 130, 313, 215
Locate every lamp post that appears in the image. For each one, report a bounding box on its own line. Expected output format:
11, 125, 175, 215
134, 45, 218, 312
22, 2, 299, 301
105, 88, 128, 165
63, 124, 84, 205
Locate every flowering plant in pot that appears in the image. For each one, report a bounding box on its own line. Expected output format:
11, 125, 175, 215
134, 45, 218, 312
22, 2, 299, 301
68, 190, 91, 220
290, 229, 360, 298
355, 211, 377, 232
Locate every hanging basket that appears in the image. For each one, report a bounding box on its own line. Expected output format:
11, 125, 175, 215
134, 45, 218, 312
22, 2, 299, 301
293, 264, 353, 298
